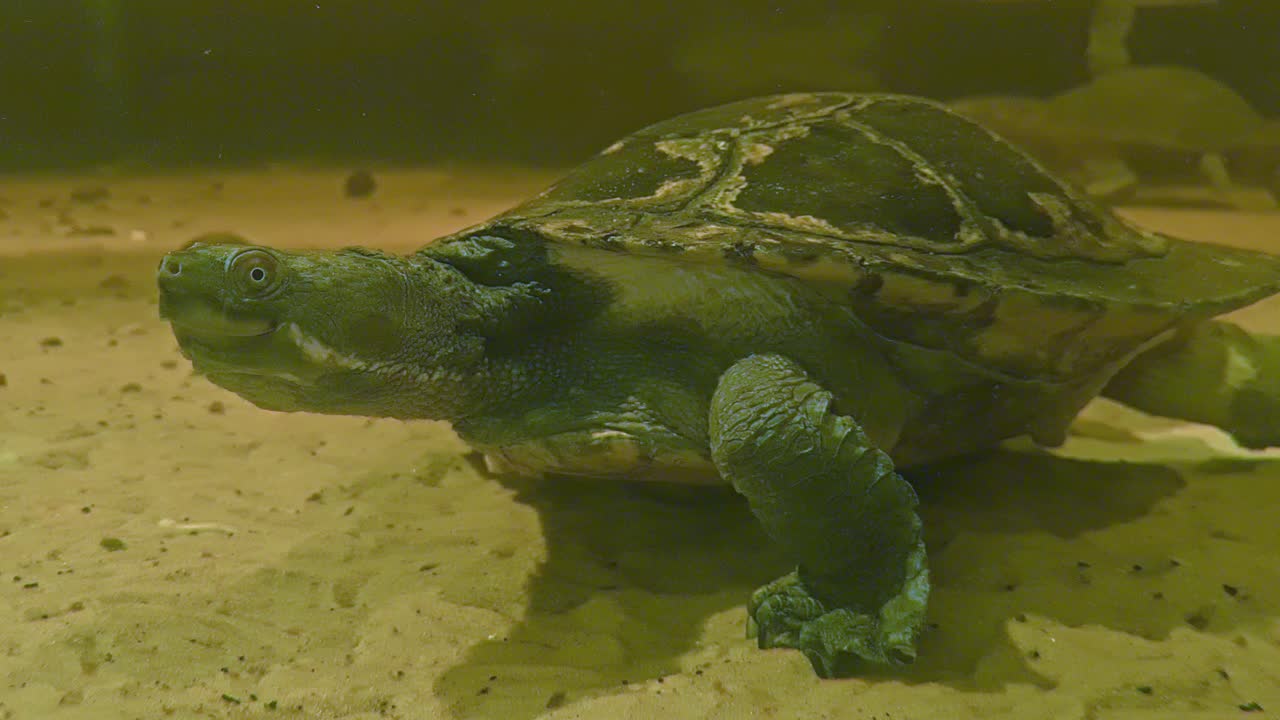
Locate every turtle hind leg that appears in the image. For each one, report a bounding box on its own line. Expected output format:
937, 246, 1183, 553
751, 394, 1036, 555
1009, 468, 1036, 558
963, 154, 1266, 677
1103, 320, 1280, 449
709, 354, 928, 677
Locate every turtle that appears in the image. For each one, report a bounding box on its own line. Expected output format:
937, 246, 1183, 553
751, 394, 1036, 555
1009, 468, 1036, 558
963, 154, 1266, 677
155, 92, 1280, 677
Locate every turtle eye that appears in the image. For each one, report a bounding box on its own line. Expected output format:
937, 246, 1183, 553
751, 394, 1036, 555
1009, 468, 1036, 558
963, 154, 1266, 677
230, 249, 281, 296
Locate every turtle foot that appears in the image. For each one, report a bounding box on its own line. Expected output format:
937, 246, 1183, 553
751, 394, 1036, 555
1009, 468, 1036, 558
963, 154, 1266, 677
748, 565, 925, 678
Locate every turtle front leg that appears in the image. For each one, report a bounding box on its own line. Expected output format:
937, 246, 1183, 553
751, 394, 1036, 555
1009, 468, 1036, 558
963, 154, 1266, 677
709, 354, 928, 677
1104, 320, 1280, 449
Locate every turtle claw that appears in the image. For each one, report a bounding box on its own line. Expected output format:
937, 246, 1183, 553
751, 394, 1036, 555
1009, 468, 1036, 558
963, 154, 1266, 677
798, 610, 886, 678
748, 559, 926, 677
749, 571, 826, 650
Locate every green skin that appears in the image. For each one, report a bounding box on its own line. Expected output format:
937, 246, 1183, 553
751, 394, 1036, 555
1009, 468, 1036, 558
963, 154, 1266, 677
158, 229, 1280, 677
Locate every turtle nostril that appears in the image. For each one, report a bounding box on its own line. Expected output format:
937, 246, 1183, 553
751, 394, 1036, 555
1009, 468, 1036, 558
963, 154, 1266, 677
160, 258, 182, 276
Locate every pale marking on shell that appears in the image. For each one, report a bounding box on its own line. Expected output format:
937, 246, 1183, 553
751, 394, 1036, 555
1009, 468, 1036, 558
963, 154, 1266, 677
655, 138, 721, 178
538, 217, 620, 240
833, 108, 989, 248
759, 122, 814, 145
1023, 191, 1164, 259
650, 176, 703, 201
602, 139, 626, 155
766, 93, 824, 110
751, 211, 847, 237
845, 95, 884, 112
891, 93, 1168, 259
837, 95, 1167, 260
685, 223, 737, 240
714, 124, 815, 210
742, 142, 774, 165
716, 173, 749, 209
705, 109, 990, 250
1024, 192, 1097, 253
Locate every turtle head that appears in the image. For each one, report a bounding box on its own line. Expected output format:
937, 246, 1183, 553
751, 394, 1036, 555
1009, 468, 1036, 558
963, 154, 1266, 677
157, 233, 487, 418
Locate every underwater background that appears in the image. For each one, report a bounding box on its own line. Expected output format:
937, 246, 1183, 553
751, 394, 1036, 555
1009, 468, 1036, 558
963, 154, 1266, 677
2, 2, 1280, 719
1, 1, 1277, 198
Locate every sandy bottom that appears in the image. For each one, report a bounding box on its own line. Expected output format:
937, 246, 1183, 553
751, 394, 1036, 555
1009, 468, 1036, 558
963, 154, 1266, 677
2, 169, 1279, 719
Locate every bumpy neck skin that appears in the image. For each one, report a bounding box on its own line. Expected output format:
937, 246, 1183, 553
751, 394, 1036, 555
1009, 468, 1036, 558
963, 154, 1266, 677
157, 238, 550, 423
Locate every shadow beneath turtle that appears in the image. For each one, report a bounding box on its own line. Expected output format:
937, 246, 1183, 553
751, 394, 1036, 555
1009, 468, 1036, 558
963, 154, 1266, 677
433, 470, 786, 718
433, 448, 1200, 717
904, 449, 1187, 685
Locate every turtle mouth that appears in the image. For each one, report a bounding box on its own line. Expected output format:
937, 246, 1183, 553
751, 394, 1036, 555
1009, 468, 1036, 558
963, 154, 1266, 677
167, 324, 317, 396
158, 293, 279, 338
167, 322, 282, 367
164, 314, 279, 339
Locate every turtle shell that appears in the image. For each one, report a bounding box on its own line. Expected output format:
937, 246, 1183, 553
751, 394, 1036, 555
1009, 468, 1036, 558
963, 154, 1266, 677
454, 93, 1280, 378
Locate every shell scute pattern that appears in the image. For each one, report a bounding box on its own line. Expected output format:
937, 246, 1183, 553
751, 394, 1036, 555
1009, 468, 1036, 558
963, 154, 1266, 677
724, 120, 974, 248
516, 92, 1164, 264
461, 92, 1280, 378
